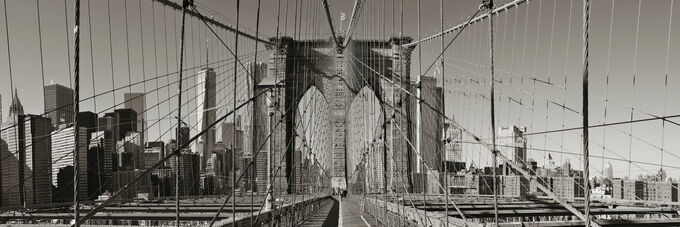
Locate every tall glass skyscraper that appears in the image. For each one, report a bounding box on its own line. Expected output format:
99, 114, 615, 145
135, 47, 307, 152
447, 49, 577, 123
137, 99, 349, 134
196, 68, 216, 171
44, 83, 74, 129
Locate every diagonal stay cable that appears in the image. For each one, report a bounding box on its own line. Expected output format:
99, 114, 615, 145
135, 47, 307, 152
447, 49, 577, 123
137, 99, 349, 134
405, 7, 481, 90
75, 74, 282, 225
350, 51, 599, 226
347, 55, 468, 224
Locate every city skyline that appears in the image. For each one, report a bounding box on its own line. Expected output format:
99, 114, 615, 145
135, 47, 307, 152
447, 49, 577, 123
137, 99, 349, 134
0, 0, 679, 226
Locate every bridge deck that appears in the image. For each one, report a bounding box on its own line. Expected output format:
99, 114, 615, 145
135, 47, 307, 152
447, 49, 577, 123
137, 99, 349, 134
299, 196, 383, 227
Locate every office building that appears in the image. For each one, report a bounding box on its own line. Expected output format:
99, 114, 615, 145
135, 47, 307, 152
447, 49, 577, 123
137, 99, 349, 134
444, 121, 465, 172
251, 62, 269, 194
168, 152, 200, 196
366, 139, 385, 193
0, 120, 20, 207
8, 90, 23, 122
95, 117, 115, 191
408, 76, 444, 174
51, 126, 88, 201
646, 181, 678, 202
502, 175, 529, 197
88, 137, 107, 199
497, 126, 527, 175
0, 114, 53, 206
176, 126, 190, 148
112, 169, 152, 201
197, 68, 217, 171
145, 141, 165, 169
76, 111, 97, 142
152, 168, 175, 197
605, 162, 614, 179
125, 131, 143, 170
222, 122, 235, 150
124, 93, 146, 143
104, 109, 137, 141
44, 83, 74, 128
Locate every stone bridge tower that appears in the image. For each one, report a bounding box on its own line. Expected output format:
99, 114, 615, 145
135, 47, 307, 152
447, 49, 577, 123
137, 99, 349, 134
256, 36, 415, 193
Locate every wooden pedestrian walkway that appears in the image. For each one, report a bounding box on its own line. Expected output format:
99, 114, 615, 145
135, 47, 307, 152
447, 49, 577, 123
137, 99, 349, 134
300, 196, 383, 227
300, 197, 339, 227
338, 196, 382, 227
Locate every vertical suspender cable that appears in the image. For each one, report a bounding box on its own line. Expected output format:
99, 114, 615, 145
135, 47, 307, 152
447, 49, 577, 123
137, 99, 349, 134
138, 0, 150, 193
416, 0, 424, 220
87, 0, 102, 194
251, 0, 262, 224
399, 0, 405, 222
232, 0, 240, 224
486, 0, 500, 225
582, 0, 591, 227
3, 0, 21, 209
124, 0, 132, 95
602, 0, 615, 181
107, 0, 116, 108
440, 0, 448, 226
36, 0, 46, 109
662, 0, 674, 174
72, 0, 82, 226
382, 0, 389, 222
65, 0, 73, 88
628, 0, 641, 179
175, 0, 190, 226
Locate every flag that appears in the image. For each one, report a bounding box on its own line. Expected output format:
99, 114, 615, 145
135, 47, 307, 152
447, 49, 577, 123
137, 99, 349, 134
548, 153, 553, 160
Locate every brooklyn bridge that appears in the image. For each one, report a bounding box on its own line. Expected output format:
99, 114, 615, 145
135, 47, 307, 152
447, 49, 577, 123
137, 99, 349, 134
0, 0, 679, 226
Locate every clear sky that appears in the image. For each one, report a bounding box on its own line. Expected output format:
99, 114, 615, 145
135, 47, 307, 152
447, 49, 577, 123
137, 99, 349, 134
0, 0, 678, 179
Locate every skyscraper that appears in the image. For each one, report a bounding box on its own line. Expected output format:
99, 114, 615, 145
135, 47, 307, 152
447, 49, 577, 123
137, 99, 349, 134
124, 93, 146, 143
125, 131, 144, 170
112, 109, 138, 140
0, 114, 53, 206
409, 76, 443, 174
51, 126, 88, 201
145, 141, 165, 169
197, 68, 216, 171
76, 111, 97, 143
444, 121, 465, 172
168, 151, 200, 196
96, 116, 116, 191
44, 83, 74, 128
606, 162, 614, 179
497, 126, 527, 175
8, 89, 24, 122
251, 62, 269, 194
0, 119, 21, 206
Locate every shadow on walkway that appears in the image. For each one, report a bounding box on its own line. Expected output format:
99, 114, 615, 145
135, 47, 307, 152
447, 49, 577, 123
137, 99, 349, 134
300, 197, 339, 227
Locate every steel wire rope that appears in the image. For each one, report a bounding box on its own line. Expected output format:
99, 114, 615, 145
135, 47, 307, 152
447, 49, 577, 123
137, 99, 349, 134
560, 0, 575, 176
64, 0, 73, 88
628, 0, 642, 179
347, 55, 463, 224
221, 74, 321, 226
201, 42, 337, 226
71, 44, 261, 218
442, 60, 680, 172
36, 0, 47, 122
351, 45, 597, 223
661, 0, 674, 178
250, 0, 262, 224
8, 57, 254, 207
425, 51, 680, 164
